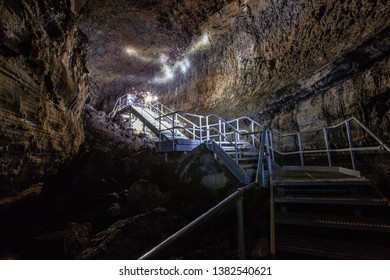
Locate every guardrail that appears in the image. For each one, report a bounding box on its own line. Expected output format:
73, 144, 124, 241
139, 182, 258, 260
267, 117, 390, 170
110, 94, 390, 172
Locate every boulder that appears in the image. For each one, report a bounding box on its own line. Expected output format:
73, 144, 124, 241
31, 223, 91, 259
81, 208, 185, 259
121, 180, 171, 216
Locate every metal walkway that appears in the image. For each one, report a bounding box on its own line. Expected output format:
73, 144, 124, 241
270, 167, 390, 258
110, 93, 390, 259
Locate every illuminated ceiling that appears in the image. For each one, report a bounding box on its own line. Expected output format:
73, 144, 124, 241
77, 0, 234, 104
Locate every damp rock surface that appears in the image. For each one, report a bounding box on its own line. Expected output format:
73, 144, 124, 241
0, 0, 89, 195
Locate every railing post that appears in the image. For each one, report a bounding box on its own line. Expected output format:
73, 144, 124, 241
256, 129, 266, 187
297, 132, 304, 166
266, 130, 273, 177
172, 113, 176, 151
251, 121, 255, 147
199, 117, 203, 142
323, 127, 332, 167
234, 131, 239, 164
237, 195, 245, 260
219, 119, 222, 144
269, 131, 275, 161
345, 121, 356, 170
192, 124, 196, 140
236, 119, 240, 142
159, 117, 162, 151
206, 116, 210, 141
129, 107, 133, 129
270, 176, 276, 257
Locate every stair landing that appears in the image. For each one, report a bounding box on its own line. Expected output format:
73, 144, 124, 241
271, 166, 367, 186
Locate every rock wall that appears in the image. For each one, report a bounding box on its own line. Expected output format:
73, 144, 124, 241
160, 0, 390, 141
77, 0, 234, 109
0, 0, 89, 195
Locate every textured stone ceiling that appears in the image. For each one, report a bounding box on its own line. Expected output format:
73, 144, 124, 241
77, 0, 236, 107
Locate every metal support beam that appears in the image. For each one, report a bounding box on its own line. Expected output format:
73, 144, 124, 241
270, 177, 276, 257
323, 127, 332, 167
269, 131, 275, 161
345, 121, 356, 170
297, 132, 304, 166
206, 116, 210, 141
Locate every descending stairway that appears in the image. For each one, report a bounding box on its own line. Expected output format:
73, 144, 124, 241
111, 94, 390, 259
205, 140, 260, 184
270, 167, 390, 259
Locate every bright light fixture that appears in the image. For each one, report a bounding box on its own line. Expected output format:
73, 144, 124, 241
163, 65, 174, 80
144, 95, 153, 103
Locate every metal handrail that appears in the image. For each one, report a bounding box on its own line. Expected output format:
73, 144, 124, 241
139, 182, 257, 260
110, 94, 389, 170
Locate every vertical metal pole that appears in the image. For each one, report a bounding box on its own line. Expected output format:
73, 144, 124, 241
251, 122, 255, 147
206, 116, 210, 141
256, 130, 266, 186
237, 196, 245, 260
142, 102, 146, 133
265, 130, 273, 177
199, 117, 203, 142
345, 121, 356, 170
236, 119, 240, 142
193, 125, 196, 140
323, 127, 332, 167
159, 117, 162, 152
129, 107, 133, 129
172, 113, 176, 151
235, 132, 239, 164
269, 131, 275, 161
219, 119, 222, 144
270, 177, 276, 257
223, 123, 226, 141
297, 132, 304, 166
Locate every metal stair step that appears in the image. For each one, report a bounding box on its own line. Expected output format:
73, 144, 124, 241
276, 234, 390, 259
237, 157, 259, 161
272, 170, 371, 187
275, 212, 390, 233
226, 151, 258, 155
222, 146, 251, 152
276, 188, 350, 195
274, 195, 389, 206
272, 178, 371, 187
217, 141, 247, 145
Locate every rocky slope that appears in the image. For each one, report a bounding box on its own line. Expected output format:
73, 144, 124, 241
0, 107, 241, 259
0, 0, 89, 195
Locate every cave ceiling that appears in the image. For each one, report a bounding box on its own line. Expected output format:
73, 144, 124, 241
77, 0, 238, 105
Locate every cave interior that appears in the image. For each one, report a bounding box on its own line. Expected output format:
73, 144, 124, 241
0, 0, 389, 260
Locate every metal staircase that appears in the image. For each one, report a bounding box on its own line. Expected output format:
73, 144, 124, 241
270, 167, 390, 259
110, 94, 267, 184
110, 93, 390, 259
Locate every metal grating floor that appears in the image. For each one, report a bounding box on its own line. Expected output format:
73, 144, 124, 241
277, 234, 390, 259
275, 212, 390, 232
274, 195, 388, 206
272, 170, 369, 185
